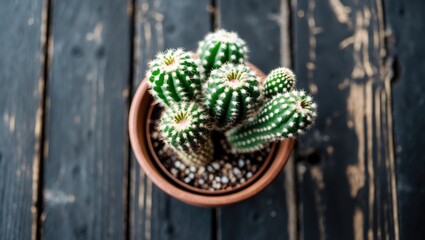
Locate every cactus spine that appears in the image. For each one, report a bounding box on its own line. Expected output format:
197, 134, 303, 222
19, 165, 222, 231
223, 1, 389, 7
204, 63, 262, 130
160, 101, 213, 166
264, 67, 296, 99
147, 49, 202, 107
226, 91, 317, 153
198, 29, 248, 78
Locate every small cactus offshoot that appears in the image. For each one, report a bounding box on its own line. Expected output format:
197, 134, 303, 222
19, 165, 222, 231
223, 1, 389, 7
198, 29, 248, 78
147, 49, 202, 107
159, 101, 213, 166
264, 67, 296, 99
226, 90, 317, 153
204, 63, 262, 130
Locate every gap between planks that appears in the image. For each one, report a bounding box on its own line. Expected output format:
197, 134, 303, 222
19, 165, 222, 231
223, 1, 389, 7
32, 0, 52, 239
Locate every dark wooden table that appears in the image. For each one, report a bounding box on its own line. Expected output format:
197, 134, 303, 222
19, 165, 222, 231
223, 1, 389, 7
1, 0, 424, 239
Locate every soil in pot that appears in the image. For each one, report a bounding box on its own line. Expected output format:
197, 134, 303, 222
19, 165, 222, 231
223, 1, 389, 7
147, 103, 276, 195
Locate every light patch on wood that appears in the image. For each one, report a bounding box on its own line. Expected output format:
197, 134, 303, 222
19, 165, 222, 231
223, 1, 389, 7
306, 0, 322, 80
366, 80, 374, 240
353, 207, 364, 240
137, 170, 145, 209
140, 2, 152, 58
140, 0, 165, 55
338, 78, 350, 90
340, 7, 374, 79
268, 0, 291, 66
33, 105, 44, 240
9, 112, 15, 133
347, 120, 354, 128
153, 0, 164, 51
297, 164, 307, 181
383, 56, 400, 240
311, 165, 326, 239
326, 145, 334, 155
325, 117, 332, 125
28, 17, 35, 26
122, 87, 129, 98
329, 0, 351, 26
34, 108, 42, 138
86, 23, 103, 44
375, 0, 387, 57
207, 3, 220, 29
44, 189, 76, 204
144, 20, 152, 57
346, 83, 366, 198
309, 83, 318, 94
298, 10, 305, 18
145, 179, 152, 240
311, 165, 325, 190
133, 33, 141, 82
16, 164, 27, 176
284, 156, 298, 240
86, 72, 94, 82
127, 0, 134, 16
73, 115, 81, 124
140, 2, 152, 54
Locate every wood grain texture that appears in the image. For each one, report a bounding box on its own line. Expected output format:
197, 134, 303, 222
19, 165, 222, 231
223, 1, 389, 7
384, 0, 425, 239
41, 0, 130, 239
130, 0, 212, 239
292, 0, 398, 239
0, 0, 45, 239
218, 0, 294, 239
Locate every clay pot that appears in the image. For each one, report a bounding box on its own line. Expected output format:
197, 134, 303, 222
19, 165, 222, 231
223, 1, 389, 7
129, 64, 294, 207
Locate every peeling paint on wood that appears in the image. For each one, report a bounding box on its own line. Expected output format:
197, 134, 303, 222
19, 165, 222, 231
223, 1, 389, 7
41, 0, 131, 239
0, 0, 46, 239
293, 0, 399, 238
329, 0, 352, 26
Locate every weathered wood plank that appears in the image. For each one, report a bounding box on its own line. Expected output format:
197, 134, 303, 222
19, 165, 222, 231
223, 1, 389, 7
384, 0, 425, 239
41, 1, 130, 239
130, 0, 212, 239
292, 0, 398, 239
218, 0, 295, 239
0, 0, 46, 239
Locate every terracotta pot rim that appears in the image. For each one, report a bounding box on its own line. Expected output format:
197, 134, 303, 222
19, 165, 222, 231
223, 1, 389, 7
129, 80, 294, 207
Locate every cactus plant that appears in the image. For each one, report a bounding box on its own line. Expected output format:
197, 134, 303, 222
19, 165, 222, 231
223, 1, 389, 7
143, 29, 317, 175
198, 29, 248, 78
147, 48, 202, 107
159, 101, 213, 166
225, 90, 317, 153
204, 63, 262, 130
263, 67, 296, 99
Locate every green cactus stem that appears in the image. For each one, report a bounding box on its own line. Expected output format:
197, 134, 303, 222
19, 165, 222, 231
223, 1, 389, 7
198, 29, 248, 78
160, 101, 213, 166
226, 90, 317, 153
147, 48, 202, 107
204, 63, 262, 130
264, 67, 296, 99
